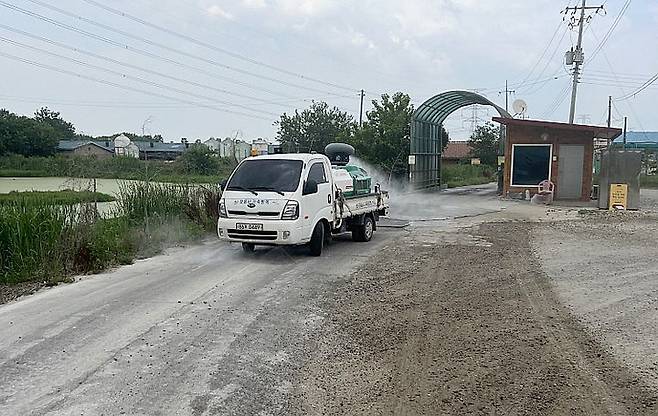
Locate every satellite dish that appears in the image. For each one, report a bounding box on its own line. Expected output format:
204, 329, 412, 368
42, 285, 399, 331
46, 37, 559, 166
114, 134, 131, 148
512, 99, 528, 115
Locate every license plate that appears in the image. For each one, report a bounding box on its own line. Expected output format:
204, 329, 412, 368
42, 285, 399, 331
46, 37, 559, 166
236, 223, 263, 231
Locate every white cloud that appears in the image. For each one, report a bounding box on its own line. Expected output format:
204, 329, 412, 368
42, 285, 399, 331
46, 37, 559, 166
242, 0, 267, 9
274, 0, 337, 17
206, 5, 234, 20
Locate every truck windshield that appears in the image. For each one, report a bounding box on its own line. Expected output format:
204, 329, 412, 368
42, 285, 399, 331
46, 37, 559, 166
227, 159, 304, 193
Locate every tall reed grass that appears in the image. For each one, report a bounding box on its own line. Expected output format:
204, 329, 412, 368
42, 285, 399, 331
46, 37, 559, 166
0, 181, 221, 285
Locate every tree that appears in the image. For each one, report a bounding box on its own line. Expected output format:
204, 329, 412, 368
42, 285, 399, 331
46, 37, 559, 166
349, 92, 449, 178
0, 109, 59, 156
275, 101, 355, 153
34, 107, 75, 139
91, 132, 164, 142
177, 145, 221, 176
467, 122, 500, 166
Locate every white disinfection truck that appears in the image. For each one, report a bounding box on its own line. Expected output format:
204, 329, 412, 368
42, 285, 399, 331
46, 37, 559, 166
217, 144, 389, 256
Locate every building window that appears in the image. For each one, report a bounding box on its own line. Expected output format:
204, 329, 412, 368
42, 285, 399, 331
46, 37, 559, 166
511, 144, 552, 186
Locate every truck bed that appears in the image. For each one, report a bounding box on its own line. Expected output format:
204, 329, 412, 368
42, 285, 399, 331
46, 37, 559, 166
335, 191, 389, 219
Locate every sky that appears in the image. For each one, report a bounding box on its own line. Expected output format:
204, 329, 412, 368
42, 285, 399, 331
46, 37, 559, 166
0, 0, 656, 142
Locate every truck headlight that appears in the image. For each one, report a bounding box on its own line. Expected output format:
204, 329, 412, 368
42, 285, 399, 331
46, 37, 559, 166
219, 199, 227, 218
281, 200, 299, 220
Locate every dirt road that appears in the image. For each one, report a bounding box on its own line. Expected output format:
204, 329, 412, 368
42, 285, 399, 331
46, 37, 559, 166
294, 221, 657, 415
1, 185, 657, 415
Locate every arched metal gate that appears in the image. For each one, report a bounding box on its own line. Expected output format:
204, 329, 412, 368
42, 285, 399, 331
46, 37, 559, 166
410, 90, 511, 188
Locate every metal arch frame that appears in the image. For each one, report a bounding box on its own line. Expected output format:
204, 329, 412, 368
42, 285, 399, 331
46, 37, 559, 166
410, 90, 511, 189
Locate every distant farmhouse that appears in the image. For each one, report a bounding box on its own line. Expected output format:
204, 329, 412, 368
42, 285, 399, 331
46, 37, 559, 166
203, 137, 281, 161
58, 134, 189, 161
58, 134, 282, 161
57, 140, 115, 159
442, 142, 472, 165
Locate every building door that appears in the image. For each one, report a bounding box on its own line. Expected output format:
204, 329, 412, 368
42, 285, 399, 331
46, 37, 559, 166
557, 144, 584, 199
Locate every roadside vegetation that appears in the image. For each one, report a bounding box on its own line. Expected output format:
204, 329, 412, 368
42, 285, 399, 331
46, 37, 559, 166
0, 147, 235, 184
0, 190, 115, 205
641, 175, 658, 188
441, 164, 495, 188
0, 182, 220, 286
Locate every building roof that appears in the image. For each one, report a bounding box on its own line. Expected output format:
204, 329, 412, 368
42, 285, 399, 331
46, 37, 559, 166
57, 140, 113, 152
442, 142, 472, 159
622, 131, 658, 143
133, 141, 187, 153
492, 117, 622, 140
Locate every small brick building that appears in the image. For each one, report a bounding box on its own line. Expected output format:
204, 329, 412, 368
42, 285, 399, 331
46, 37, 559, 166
442, 142, 472, 165
493, 118, 621, 201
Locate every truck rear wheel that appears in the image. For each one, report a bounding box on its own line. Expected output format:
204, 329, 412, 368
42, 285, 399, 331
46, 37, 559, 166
242, 243, 255, 253
309, 222, 324, 256
353, 216, 374, 242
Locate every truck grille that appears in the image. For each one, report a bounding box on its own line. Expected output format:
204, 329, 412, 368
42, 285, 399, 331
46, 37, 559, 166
228, 210, 280, 217
227, 229, 278, 241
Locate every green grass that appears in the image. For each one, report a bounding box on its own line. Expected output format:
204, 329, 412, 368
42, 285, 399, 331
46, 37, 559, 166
0, 154, 233, 184
641, 175, 658, 189
0, 190, 115, 205
0, 181, 221, 285
441, 164, 496, 188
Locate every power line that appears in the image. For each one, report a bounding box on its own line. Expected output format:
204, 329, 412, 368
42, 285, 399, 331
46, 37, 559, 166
615, 73, 658, 100
541, 84, 571, 118
0, 24, 303, 110
0, 50, 272, 120
514, 19, 566, 90
586, 0, 631, 64
2, 0, 355, 99
79, 0, 357, 93
586, 28, 651, 141
0, 93, 346, 109
562, 0, 605, 123
0, 36, 280, 117
517, 26, 571, 94
0, 2, 302, 101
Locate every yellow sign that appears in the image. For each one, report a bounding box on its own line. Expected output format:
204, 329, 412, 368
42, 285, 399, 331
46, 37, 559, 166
609, 183, 628, 210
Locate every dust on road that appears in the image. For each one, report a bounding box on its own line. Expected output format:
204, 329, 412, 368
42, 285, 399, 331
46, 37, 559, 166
294, 221, 658, 415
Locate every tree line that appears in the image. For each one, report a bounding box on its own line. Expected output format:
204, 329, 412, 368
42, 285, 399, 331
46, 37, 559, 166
275, 92, 500, 178
0, 108, 75, 157
0, 107, 165, 157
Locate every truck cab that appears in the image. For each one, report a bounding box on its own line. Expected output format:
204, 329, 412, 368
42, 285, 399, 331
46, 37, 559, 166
217, 154, 334, 254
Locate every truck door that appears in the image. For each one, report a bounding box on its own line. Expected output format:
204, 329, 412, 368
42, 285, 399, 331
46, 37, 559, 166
302, 160, 332, 237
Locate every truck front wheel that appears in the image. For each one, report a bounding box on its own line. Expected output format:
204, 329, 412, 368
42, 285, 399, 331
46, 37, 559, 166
309, 222, 324, 256
353, 216, 374, 242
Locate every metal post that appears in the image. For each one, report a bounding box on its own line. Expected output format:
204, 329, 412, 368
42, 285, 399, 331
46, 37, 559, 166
623, 117, 627, 149
359, 89, 365, 128
569, 0, 587, 124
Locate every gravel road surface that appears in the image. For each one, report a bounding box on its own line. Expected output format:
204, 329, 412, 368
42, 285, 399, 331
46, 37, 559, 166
2, 184, 657, 415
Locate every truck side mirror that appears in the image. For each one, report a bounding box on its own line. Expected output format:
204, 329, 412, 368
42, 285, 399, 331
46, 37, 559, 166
303, 179, 318, 195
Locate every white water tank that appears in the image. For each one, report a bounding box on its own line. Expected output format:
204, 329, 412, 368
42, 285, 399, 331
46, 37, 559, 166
332, 168, 353, 195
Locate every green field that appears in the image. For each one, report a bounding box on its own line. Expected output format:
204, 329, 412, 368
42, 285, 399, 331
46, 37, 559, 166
0, 153, 234, 184
441, 164, 496, 188
0, 190, 115, 205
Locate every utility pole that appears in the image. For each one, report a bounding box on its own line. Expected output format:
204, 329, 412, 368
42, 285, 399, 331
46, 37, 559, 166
359, 89, 365, 128
607, 95, 612, 128
499, 80, 515, 113
564, 1, 604, 124
623, 116, 628, 149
